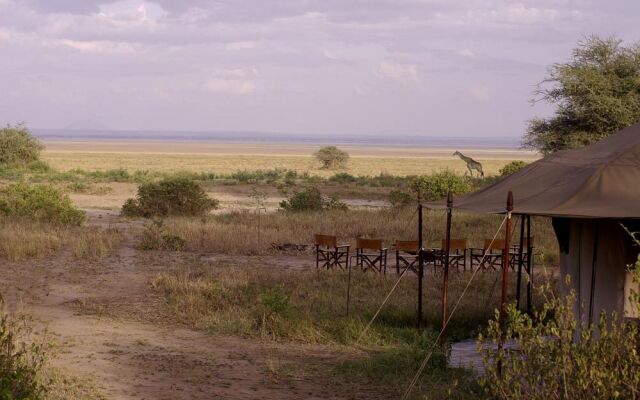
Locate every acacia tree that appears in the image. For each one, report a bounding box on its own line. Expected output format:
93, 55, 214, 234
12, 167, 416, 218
314, 146, 349, 169
524, 36, 640, 154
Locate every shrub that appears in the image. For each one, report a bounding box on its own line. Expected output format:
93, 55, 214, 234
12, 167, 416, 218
388, 190, 414, 207
479, 275, 640, 399
0, 124, 43, 166
0, 307, 48, 399
138, 219, 185, 251
410, 170, 472, 201
0, 184, 85, 225
279, 187, 348, 212
314, 146, 350, 169
499, 161, 529, 176
329, 173, 358, 184
121, 177, 219, 217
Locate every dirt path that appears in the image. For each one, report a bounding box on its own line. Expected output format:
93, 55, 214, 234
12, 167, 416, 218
0, 214, 379, 400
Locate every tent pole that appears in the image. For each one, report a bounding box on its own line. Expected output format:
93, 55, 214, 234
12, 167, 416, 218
498, 191, 514, 374
588, 222, 600, 325
417, 203, 424, 330
516, 215, 525, 310
526, 215, 532, 316
440, 191, 453, 348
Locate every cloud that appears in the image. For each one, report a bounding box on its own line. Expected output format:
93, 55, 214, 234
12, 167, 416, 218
204, 68, 258, 95
54, 39, 137, 54
469, 85, 490, 101
378, 61, 419, 84
225, 41, 256, 51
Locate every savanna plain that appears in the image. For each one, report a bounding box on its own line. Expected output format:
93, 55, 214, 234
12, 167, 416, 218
1, 139, 557, 399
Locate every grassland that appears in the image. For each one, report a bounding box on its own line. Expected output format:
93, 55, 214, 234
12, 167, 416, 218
0, 139, 554, 398
41, 146, 531, 177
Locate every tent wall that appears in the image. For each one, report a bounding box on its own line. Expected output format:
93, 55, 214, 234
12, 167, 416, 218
555, 219, 633, 324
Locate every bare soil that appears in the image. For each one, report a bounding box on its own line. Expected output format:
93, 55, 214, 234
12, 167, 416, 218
0, 211, 386, 400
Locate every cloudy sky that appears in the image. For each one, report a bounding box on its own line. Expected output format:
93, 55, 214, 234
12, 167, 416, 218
0, 0, 638, 138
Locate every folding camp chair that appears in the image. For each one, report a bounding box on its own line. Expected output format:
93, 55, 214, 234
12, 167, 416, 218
435, 239, 469, 271
314, 234, 350, 270
509, 236, 535, 270
470, 239, 506, 271
395, 240, 420, 275
354, 238, 388, 274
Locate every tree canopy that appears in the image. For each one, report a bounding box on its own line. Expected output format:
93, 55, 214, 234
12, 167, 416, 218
314, 146, 350, 169
524, 36, 640, 154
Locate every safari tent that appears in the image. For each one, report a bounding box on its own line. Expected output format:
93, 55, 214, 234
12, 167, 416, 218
442, 122, 640, 323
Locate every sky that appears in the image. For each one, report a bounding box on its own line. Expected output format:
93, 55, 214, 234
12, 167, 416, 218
0, 0, 638, 138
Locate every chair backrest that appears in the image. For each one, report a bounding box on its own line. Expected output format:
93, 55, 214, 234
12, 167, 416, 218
484, 238, 506, 251
440, 239, 468, 251
315, 234, 337, 248
396, 240, 419, 253
357, 238, 383, 251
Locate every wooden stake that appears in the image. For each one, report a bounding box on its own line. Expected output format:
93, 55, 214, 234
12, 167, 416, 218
417, 204, 424, 330
440, 191, 453, 347
498, 191, 514, 363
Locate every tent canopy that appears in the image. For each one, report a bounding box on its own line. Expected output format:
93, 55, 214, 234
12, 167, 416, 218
427, 123, 640, 218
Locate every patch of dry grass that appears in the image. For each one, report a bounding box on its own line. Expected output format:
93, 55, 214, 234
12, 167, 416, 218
0, 219, 123, 261
157, 208, 558, 263
42, 151, 521, 178
152, 260, 555, 344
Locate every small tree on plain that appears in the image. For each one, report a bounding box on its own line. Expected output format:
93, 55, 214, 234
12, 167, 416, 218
314, 146, 349, 169
0, 124, 43, 165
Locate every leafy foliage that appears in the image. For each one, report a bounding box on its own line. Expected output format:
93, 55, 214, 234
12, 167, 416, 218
138, 219, 185, 251
0, 124, 43, 166
498, 161, 529, 176
479, 276, 640, 399
279, 187, 348, 212
524, 36, 640, 154
0, 309, 48, 400
314, 146, 350, 169
121, 177, 219, 217
410, 170, 472, 201
388, 190, 414, 207
0, 184, 85, 225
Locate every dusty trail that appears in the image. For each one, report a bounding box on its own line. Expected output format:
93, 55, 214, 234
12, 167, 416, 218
0, 212, 376, 400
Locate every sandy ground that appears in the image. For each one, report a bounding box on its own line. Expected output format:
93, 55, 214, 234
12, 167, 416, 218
1, 211, 385, 400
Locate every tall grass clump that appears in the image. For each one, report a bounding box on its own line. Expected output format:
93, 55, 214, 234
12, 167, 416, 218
0, 308, 49, 399
121, 177, 219, 217
0, 184, 85, 225
0, 220, 121, 261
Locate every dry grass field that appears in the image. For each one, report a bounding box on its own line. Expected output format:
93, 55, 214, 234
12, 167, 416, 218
42, 140, 537, 177
0, 140, 555, 399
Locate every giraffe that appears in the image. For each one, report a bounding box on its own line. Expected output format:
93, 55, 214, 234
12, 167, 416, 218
453, 151, 484, 177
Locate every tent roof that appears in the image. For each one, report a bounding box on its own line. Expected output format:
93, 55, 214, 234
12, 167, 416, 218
426, 122, 640, 218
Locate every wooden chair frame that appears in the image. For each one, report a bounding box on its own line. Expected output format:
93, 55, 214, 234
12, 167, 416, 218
435, 239, 469, 272
395, 240, 419, 275
509, 237, 535, 270
314, 234, 350, 270
470, 239, 506, 271
354, 238, 388, 274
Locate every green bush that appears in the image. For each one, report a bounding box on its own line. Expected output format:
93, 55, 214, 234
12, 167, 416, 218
0, 307, 48, 399
279, 187, 348, 212
479, 274, 640, 399
410, 170, 472, 201
121, 177, 219, 218
0, 124, 43, 166
499, 161, 529, 176
388, 190, 414, 207
138, 220, 185, 251
314, 146, 350, 169
0, 184, 85, 225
